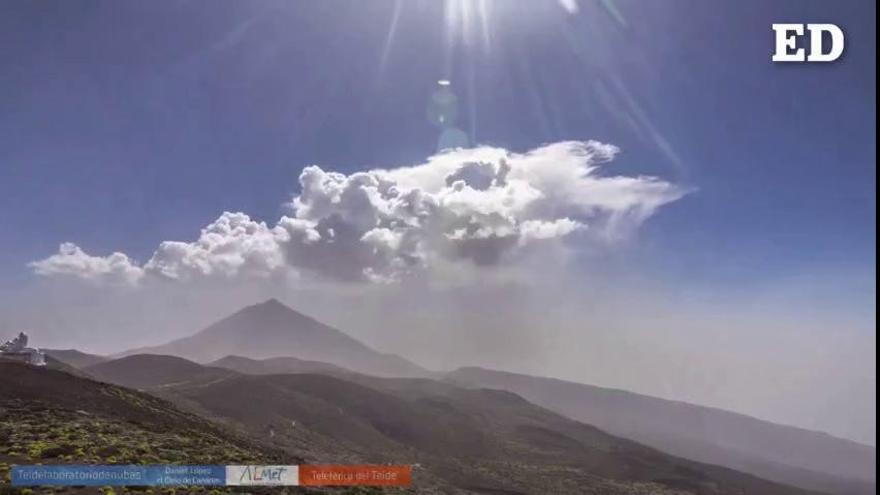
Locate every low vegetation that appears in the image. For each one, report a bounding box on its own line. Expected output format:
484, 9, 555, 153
0, 363, 385, 495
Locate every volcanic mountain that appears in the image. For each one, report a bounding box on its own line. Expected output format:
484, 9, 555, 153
122, 298, 429, 378
43, 299, 876, 494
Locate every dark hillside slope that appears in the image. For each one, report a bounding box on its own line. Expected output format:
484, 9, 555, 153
146, 358, 821, 495
0, 362, 300, 494
209, 354, 351, 375
447, 366, 876, 495
84, 353, 235, 389
43, 348, 108, 368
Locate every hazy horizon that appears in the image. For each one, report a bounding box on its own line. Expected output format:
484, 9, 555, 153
2, 280, 874, 447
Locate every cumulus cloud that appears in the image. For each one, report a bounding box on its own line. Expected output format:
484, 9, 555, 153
30, 141, 685, 285
144, 212, 287, 281
29, 243, 144, 286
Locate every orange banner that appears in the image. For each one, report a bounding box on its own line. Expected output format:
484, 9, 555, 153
299, 465, 412, 487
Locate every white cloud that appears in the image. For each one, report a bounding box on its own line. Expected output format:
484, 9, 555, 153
143, 212, 288, 281
519, 218, 582, 244
29, 242, 144, 286
30, 141, 685, 285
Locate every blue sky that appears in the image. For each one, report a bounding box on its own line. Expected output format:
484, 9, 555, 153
0, 0, 875, 441
1, 0, 874, 299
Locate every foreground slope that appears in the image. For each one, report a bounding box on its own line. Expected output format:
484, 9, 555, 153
122, 299, 429, 378
0, 362, 304, 494
447, 367, 876, 495
92, 354, 820, 495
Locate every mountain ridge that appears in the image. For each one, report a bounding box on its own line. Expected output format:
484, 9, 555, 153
208, 354, 352, 376
451, 366, 873, 448
446, 366, 876, 495
74, 353, 822, 495
43, 348, 108, 368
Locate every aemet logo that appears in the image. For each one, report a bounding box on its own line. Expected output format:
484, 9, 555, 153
239, 466, 287, 482
225, 465, 298, 486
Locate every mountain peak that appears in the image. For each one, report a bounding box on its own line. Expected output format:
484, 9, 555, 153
235, 298, 316, 327
243, 298, 298, 317
254, 298, 287, 309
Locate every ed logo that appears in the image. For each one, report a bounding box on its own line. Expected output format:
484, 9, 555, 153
772, 24, 845, 62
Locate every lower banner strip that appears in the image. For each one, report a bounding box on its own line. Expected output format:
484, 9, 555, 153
11, 464, 412, 487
